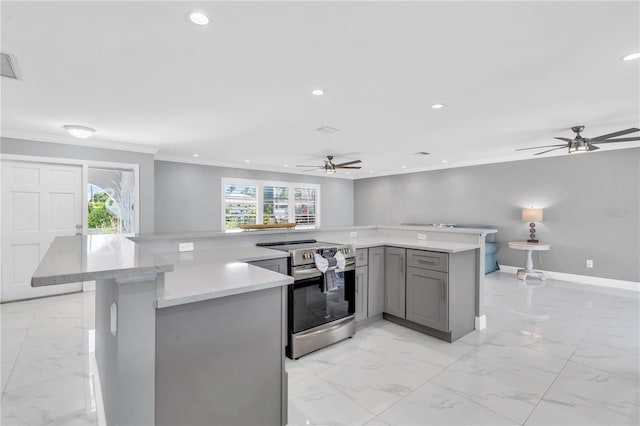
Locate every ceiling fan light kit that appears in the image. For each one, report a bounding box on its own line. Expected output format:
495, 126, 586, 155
516, 126, 640, 156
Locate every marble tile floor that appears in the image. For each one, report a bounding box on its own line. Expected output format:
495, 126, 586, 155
1, 272, 638, 425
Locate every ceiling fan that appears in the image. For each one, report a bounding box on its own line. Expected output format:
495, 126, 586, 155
516, 126, 640, 155
297, 155, 362, 174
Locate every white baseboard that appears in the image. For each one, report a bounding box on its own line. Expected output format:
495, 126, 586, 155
498, 264, 640, 292
475, 315, 487, 330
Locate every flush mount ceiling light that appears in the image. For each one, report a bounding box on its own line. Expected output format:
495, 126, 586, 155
188, 11, 210, 26
63, 125, 95, 139
622, 51, 640, 61
192, 154, 199, 157
441, 160, 448, 163
401, 165, 407, 169
283, 164, 289, 167
244, 159, 251, 163
431, 103, 445, 109
312, 89, 324, 96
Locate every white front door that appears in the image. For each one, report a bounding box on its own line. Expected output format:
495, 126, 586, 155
1, 160, 83, 302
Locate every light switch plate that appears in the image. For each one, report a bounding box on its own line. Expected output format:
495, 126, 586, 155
586, 259, 593, 268
179, 242, 194, 252
417, 233, 427, 240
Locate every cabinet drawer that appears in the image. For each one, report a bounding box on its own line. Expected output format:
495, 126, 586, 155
407, 249, 448, 272
356, 248, 368, 266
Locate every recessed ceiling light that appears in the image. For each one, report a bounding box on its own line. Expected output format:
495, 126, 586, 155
401, 165, 407, 169
283, 164, 289, 167
369, 170, 374, 173
431, 103, 445, 109
63, 125, 95, 139
244, 159, 250, 163
441, 160, 448, 163
188, 11, 210, 26
192, 154, 199, 157
622, 51, 640, 61
346, 171, 351, 175
312, 89, 325, 96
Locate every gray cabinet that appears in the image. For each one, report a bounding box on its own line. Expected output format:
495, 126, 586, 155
356, 248, 368, 266
406, 266, 448, 332
384, 247, 406, 318
367, 247, 385, 316
355, 266, 369, 321
248, 258, 288, 274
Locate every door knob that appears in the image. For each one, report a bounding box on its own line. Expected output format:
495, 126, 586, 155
75, 224, 82, 229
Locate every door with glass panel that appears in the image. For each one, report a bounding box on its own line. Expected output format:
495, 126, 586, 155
87, 168, 136, 235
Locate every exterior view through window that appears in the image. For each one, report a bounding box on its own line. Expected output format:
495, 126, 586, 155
88, 168, 136, 234
223, 178, 320, 231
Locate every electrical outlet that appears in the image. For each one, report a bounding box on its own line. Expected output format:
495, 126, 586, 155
350, 232, 358, 238
586, 259, 593, 268
179, 242, 194, 252
417, 233, 427, 240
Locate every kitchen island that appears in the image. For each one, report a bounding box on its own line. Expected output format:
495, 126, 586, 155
32, 235, 292, 426
31, 225, 492, 426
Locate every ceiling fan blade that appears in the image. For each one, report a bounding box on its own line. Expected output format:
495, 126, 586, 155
590, 128, 640, 141
553, 137, 573, 142
296, 164, 323, 168
515, 144, 565, 151
590, 137, 640, 144
333, 160, 362, 167
336, 166, 362, 169
534, 147, 566, 155
588, 145, 600, 151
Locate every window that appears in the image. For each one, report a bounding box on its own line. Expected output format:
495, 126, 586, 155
222, 178, 320, 231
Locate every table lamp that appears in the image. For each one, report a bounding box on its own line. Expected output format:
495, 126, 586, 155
522, 208, 543, 243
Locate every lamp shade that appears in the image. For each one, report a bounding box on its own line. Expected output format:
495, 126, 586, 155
522, 208, 543, 222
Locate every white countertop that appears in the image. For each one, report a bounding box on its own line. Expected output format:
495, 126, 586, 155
32, 230, 480, 308
347, 237, 480, 253
156, 247, 292, 308
31, 235, 174, 287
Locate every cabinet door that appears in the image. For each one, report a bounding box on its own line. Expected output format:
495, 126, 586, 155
406, 266, 449, 332
355, 266, 369, 321
367, 247, 385, 316
384, 247, 406, 318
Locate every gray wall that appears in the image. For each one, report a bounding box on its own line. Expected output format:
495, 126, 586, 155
154, 160, 354, 233
355, 148, 640, 282
0, 137, 155, 233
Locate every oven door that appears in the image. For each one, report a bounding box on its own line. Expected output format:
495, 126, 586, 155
289, 267, 355, 334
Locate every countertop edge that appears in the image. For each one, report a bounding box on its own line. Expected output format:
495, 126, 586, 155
157, 275, 293, 308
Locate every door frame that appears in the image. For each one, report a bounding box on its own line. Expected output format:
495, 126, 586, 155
1, 154, 141, 295
1, 154, 140, 234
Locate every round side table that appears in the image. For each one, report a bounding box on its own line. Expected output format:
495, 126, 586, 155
508, 241, 551, 281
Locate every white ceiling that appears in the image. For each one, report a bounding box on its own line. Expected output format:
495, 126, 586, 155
1, 1, 639, 179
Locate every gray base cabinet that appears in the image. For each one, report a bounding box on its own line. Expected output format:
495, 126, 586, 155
406, 267, 448, 332
367, 247, 385, 317
384, 247, 406, 318
384, 248, 478, 343
355, 266, 369, 322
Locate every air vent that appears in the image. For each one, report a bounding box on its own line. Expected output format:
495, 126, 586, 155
316, 125, 340, 134
1, 53, 18, 79
413, 151, 431, 156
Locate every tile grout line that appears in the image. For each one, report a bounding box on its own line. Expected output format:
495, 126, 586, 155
1, 305, 37, 396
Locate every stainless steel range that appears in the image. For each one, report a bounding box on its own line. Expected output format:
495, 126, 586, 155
257, 240, 356, 359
